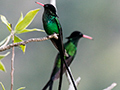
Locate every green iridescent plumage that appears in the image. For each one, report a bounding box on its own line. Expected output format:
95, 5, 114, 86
42, 31, 92, 90
36, 2, 92, 90
42, 4, 63, 50
43, 12, 60, 35
36, 3, 69, 90
51, 31, 82, 80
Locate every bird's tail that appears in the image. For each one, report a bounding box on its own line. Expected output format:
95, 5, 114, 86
57, 35, 77, 90
50, 34, 65, 90
42, 79, 53, 90
49, 80, 53, 90
57, 35, 65, 90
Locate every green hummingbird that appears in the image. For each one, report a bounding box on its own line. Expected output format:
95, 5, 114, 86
36, 2, 77, 90
42, 31, 93, 90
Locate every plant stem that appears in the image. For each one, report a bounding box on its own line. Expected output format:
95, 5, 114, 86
11, 25, 15, 90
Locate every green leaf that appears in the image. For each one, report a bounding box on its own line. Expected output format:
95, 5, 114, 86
0, 15, 11, 32
17, 28, 45, 34
0, 52, 10, 60
0, 61, 6, 72
16, 12, 24, 25
0, 82, 5, 90
0, 35, 12, 48
14, 35, 26, 53
0, 37, 8, 46
0, 52, 10, 72
17, 87, 25, 90
15, 8, 40, 34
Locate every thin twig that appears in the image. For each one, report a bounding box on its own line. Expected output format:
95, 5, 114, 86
0, 33, 58, 52
65, 67, 81, 90
66, 67, 75, 85
11, 25, 14, 90
103, 83, 117, 90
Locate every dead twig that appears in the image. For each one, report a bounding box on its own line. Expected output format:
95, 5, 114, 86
0, 33, 58, 52
65, 67, 81, 90
103, 83, 117, 90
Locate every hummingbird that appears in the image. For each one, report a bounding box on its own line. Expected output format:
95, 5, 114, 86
36, 2, 77, 90
42, 31, 93, 90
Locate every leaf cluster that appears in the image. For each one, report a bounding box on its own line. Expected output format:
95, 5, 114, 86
0, 8, 44, 90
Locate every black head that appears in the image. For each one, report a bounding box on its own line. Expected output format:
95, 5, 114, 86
44, 4, 56, 14
66, 31, 93, 40
44, 4, 58, 17
36, 2, 57, 16
66, 31, 83, 39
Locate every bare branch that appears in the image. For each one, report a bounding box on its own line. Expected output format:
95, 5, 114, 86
0, 33, 58, 52
103, 83, 117, 90
75, 77, 81, 87
65, 67, 81, 90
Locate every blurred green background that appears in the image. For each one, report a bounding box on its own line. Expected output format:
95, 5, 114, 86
0, 0, 120, 90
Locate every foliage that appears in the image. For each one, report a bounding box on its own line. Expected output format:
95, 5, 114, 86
0, 82, 5, 90
0, 52, 10, 72
0, 82, 25, 90
0, 8, 43, 72
17, 87, 26, 90
0, 8, 43, 53
0, 8, 44, 89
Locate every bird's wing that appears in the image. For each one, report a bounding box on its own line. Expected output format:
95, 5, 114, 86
50, 17, 64, 52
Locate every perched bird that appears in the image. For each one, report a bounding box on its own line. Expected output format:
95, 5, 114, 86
42, 31, 93, 90
36, 2, 77, 90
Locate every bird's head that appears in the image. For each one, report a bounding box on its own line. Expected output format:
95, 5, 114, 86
66, 31, 93, 40
36, 2, 57, 17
